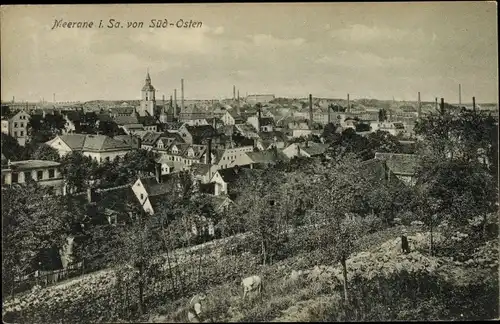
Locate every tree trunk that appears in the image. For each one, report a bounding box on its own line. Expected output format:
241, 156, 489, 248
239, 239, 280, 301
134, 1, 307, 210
341, 255, 348, 304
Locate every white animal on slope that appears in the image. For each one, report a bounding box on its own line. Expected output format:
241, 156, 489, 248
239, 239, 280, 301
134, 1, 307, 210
241, 275, 263, 300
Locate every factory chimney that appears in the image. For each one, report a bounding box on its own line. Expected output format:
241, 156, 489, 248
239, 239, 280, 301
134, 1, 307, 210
237, 90, 241, 116
347, 93, 350, 113
459, 84, 462, 106
174, 88, 178, 118
435, 97, 438, 112
472, 96, 476, 112
309, 94, 313, 129
440, 98, 445, 115
12, 96, 15, 103
417, 92, 421, 120
181, 79, 184, 114
257, 106, 262, 131
53, 93, 56, 103
233, 85, 236, 101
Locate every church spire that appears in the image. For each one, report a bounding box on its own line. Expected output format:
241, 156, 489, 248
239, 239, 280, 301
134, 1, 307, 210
146, 68, 151, 83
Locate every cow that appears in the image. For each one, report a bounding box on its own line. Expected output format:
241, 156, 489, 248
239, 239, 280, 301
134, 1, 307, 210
187, 293, 207, 323
241, 275, 264, 301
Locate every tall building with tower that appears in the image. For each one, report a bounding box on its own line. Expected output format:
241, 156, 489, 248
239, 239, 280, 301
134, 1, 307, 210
139, 71, 156, 117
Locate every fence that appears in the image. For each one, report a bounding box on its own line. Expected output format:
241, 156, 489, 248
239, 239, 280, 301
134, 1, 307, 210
13, 262, 86, 294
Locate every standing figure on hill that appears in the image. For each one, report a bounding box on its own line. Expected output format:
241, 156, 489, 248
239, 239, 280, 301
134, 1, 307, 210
187, 292, 207, 323
401, 235, 410, 254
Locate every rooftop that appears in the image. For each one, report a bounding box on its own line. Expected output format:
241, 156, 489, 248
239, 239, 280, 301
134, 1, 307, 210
374, 152, 419, 176
3, 160, 61, 170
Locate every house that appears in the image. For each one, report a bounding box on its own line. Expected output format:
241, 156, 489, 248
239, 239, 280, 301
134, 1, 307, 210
120, 123, 145, 135
183, 118, 209, 127
1, 160, 64, 194
45, 134, 131, 163
286, 121, 312, 138
131, 172, 190, 215
138, 116, 160, 132
156, 155, 176, 175
187, 195, 233, 238
247, 115, 275, 133
282, 142, 329, 159
246, 94, 276, 104
219, 111, 236, 126
141, 132, 163, 150
113, 115, 140, 126
257, 131, 288, 149
155, 133, 185, 151
246, 149, 290, 168
178, 105, 209, 122
178, 124, 218, 145
234, 124, 260, 139
158, 142, 213, 170
210, 167, 245, 196
114, 135, 141, 149
214, 146, 254, 170
190, 163, 218, 184
1, 110, 30, 146
374, 152, 419, 185
109, 106, 135, 118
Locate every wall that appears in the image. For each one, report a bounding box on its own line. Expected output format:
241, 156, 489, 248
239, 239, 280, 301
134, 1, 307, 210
131, 178, 155, 214
291, 129, 312, 138
2, 167, 64, 194
9, 112, 30, 146
211, 171, 227, 196
83, 150, 129, 164
216, 146, 254, 169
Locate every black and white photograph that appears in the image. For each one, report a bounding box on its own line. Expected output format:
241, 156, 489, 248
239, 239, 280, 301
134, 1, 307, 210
1, 2, 498, 322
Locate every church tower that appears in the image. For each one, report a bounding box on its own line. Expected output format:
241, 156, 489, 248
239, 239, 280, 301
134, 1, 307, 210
139, 71, 156, 117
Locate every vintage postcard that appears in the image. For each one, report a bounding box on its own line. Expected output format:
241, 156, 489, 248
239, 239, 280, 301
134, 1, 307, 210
1, 3, 498, 323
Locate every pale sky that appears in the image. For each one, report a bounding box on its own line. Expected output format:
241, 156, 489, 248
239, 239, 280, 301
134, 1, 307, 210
1, 3, 498, 103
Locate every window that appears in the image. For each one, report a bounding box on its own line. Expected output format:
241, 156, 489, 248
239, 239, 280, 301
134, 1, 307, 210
37, 170, 43, 180
12, 172, 19, 183
140, 193, 144, 200
24, 171, 31, 181
105, 157, 110, 162
14, 122, 18, 127
14, 131, 17, 137
20, 131, 24, 136
48, 169, 55, 178
20, 123, 24, 127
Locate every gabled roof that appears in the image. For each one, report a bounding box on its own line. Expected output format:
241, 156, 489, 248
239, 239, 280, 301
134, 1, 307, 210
138, 115, 159, 126
374, 152, 419, 176
3, 160, 61, 170
216, 167, 243, 183
258, 130, 287, 142
246, 149, 289, 164
114, 135, 140, 149
122, 123, 144, 129
83, 134, 132, 152
235, 124, 260, 138
52, 134, 87, 150
114, 115, 139, 125
97, 114, 113, 123
142, 132, 162, 146
300, 142, 329, 156
184, 125, 218, 140
191, 163, 212, 176
259, 117, 274, 127
139, 176, 174, 197
110, 107, 135, 115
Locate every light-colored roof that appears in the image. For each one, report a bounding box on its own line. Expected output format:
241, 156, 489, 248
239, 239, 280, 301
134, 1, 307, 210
3, 160, 61, 170
49, 134, 131, 152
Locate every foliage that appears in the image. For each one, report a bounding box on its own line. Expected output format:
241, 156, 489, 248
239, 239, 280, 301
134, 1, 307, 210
1, 182, 78, 296
59, 152, 98, 193
1, 133, 24, 160
30, 144, 60, 161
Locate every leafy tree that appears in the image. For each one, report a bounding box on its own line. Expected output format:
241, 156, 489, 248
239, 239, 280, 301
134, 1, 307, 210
30, 144, 60, 161
366, 130, 403, 154
120, 149, 159, 180
1, 133, 23, 161
59, 152, 98, 193
378, 109, 387, 122
2, 182, 75, 296
321, 123, 339, 143
355, 122, 371, 132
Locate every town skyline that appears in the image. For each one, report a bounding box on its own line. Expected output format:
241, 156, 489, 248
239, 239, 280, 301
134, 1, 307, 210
1, 3, 498, 103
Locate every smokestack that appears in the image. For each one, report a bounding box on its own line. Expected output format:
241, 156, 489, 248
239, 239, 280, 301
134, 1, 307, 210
181, 79, 184, 114
328, 105, 331, 124
472, 97, 476, 112
309, 94, 313, 129
459, 84, 462, 106
174, 89, 177, 118
12, 96, 14, 103
347, 94, 350, 113
435, 97, 438, 111
53, 93, 56, 103
237, 90, 241, 115
417, 92, 421, 120
170, 95, 173, 110
233, 85, 236, 100
207, 137, 213, 166
257, 106, 262, 131
440, 98, 445, 115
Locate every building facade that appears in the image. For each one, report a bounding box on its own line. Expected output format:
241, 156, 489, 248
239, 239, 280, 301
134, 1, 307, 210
1, 160, 64, 194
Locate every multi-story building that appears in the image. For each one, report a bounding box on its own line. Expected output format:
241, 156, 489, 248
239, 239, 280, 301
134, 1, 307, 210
1, 110, 30, 146
1, 160, 65, 194
45, 134, 131, 163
